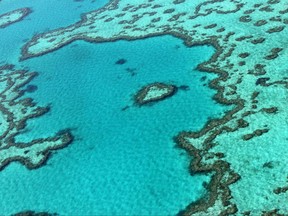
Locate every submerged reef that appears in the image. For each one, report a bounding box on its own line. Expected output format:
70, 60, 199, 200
20, 0, 288, 214
0, 64, 73, 171
11, 211, 57, 216
0, 8, 32, 29
134, 82, 177, 105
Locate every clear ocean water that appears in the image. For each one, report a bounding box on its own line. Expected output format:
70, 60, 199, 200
0, 0, 231, 215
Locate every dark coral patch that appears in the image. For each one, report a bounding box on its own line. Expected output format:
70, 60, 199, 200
11, 210, 58, 216
115, 58, 127, 65
25, 84, 38, 93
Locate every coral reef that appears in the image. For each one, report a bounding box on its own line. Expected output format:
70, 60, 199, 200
19, 0, 288, 214
134, 82, 177, 105
0, 8, 32, 29
11, 210, 57, 216
0, 64, 73, 171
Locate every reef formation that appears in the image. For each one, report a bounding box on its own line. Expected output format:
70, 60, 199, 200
11, 210, 57, 216
134, 82, 177, 105
0, 64, 73, 171
0, 8, 32, 29
20, 0, 288, 215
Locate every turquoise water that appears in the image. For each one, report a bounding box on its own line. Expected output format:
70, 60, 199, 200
0, 0, 231, 215
0, 0, 108, 64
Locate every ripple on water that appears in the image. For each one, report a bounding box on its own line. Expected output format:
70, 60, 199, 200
1, 35, 231, 215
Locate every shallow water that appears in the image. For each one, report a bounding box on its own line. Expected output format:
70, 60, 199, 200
0, 0, 232, 215
0, 0, 108, 63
